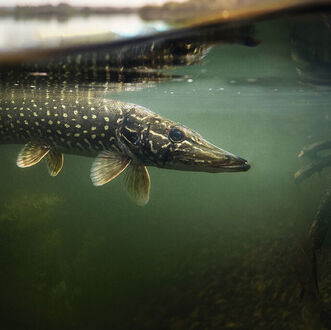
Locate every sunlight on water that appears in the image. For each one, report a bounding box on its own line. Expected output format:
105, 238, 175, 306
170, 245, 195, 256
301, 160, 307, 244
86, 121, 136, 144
0, 14, 167, 50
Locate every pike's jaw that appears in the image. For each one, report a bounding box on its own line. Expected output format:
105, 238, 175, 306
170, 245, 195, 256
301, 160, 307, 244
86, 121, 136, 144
161, 144, 251, 173
215, 161, 251, 172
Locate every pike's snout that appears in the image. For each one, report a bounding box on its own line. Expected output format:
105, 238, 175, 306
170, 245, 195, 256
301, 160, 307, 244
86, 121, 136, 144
202, 145, 250, 172
221, 153, 251, 171
172, 139, 251, 173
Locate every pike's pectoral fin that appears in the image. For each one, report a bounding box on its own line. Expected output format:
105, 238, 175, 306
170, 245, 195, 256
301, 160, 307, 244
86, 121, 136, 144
17, 143, 50, 168
124, 164, 150, 206
46, 151, 64, 176
91, 151, 131, 186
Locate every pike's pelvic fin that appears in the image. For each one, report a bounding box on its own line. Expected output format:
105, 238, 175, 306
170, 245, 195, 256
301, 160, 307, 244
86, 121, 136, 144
124, 164, 150, 206
90, 151, 130, 186
91, 151, 150, 205
17, 143, 64, 176
46, 150, 64, 176
17, 143, 50, 168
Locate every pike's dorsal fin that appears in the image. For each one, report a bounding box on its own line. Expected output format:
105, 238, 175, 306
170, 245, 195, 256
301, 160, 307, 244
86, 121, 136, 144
91, 151, 131, 186
124, 164, 150, 206
46, 151, 64, 176
17, 143, 50, 168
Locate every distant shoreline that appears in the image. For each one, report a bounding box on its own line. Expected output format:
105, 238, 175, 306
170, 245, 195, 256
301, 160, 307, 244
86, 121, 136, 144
0, 4, 138, 19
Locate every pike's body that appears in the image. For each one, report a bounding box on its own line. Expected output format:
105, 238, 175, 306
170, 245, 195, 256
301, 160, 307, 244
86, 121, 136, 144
0, 86, 250, 205
1, 90, 141, 158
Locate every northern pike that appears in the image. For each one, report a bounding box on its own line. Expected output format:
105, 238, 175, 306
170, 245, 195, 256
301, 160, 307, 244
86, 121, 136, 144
0, 88, 250, 205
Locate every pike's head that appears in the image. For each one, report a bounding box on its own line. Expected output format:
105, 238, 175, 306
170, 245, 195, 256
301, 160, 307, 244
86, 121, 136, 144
118, 105, 250, 173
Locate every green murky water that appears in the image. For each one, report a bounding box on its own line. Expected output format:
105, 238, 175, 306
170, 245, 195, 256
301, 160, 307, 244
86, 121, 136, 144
1, 17, 331, 329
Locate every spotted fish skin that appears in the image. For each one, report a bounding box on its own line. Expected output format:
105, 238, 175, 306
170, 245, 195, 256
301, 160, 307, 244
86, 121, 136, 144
0, 88, 130, 157
0, 88, 190, 163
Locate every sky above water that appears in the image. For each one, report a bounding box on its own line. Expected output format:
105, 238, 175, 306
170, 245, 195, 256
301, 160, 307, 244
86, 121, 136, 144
0, 0, 184, 7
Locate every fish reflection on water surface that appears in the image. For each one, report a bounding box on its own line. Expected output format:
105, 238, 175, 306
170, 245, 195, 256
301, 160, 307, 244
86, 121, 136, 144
0, 22, 253, 205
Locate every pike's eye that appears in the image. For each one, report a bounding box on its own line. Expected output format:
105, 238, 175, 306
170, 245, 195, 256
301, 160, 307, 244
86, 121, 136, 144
169, 128, 185, 143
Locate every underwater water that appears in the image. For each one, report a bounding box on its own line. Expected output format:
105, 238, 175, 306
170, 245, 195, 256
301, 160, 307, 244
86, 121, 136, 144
0, 16, 331, 330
